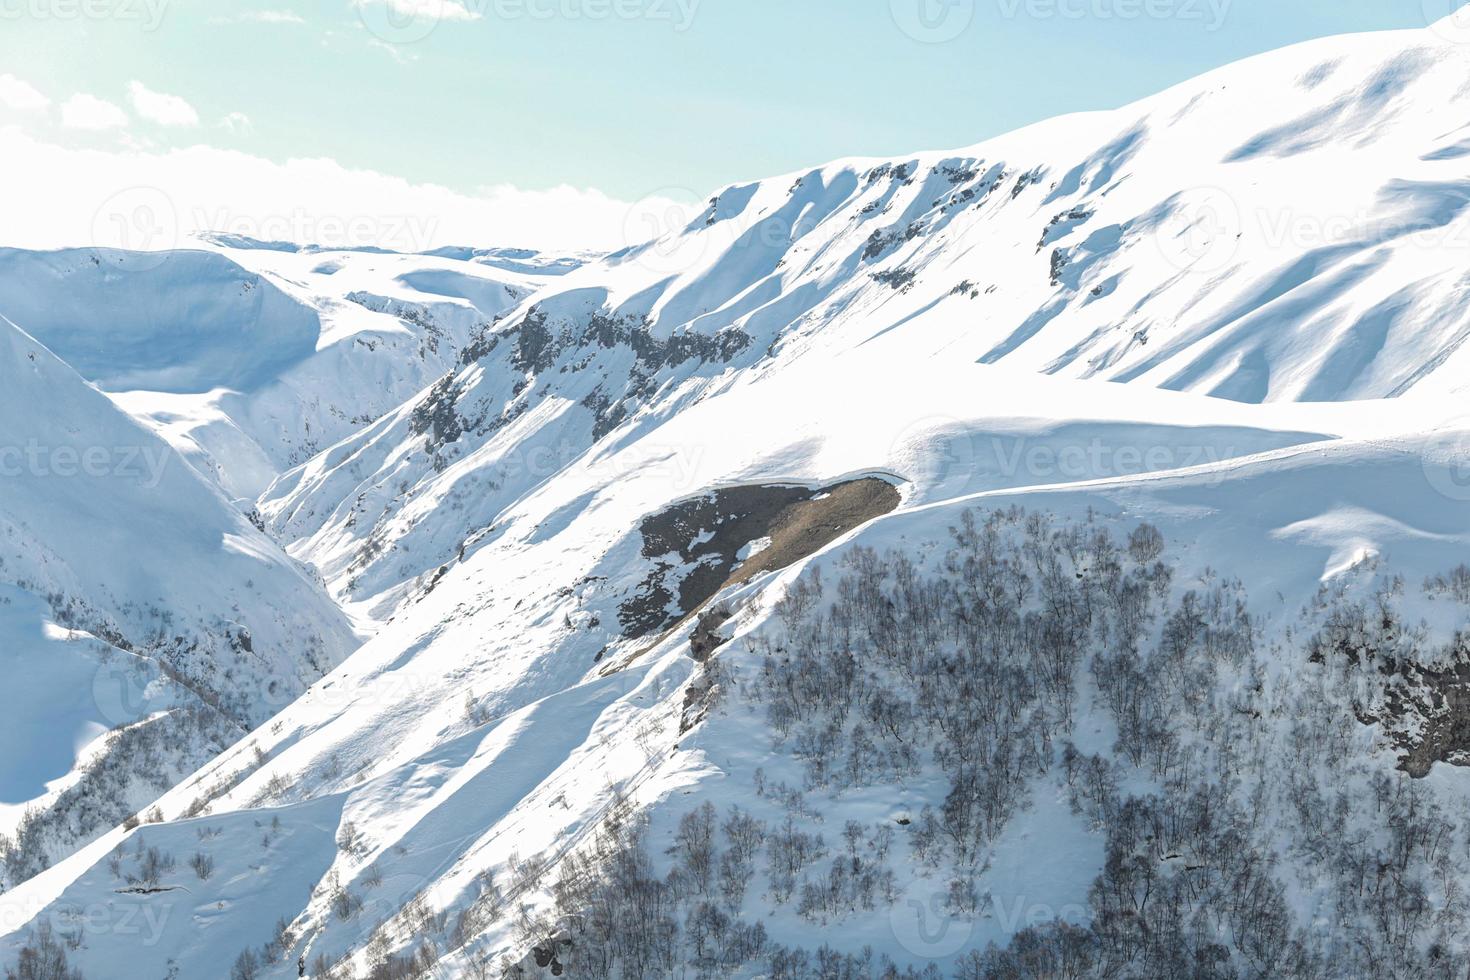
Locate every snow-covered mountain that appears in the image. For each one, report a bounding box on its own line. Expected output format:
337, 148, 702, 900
5, 15, 1470, 980
0, 242, 581, 500
0, 316, 359, 891
257, 18, 1470, 623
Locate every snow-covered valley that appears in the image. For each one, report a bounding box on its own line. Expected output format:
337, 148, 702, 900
4, 13, 1470, 980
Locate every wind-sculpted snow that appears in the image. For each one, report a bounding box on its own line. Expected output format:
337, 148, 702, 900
452, 27, 1470, 409
0, 248, 321, 395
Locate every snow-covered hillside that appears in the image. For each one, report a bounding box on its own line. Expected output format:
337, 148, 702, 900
256, 19, 1470, 624
0, 317, 359, 892
5, 13, 1470, 980
0, 242, 579, 500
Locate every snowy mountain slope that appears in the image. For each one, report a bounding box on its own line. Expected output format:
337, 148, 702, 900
7, 418, 1469, 978
0, 242, 567, 499
358, 21, 1470, 415
0, 587, 178, 820
253, 20, 1470, 626
7, 13, 1470, 980
257, 329, 1347, 623
7, 316, 1462, 973
0, 248, 320, 394
0, 317, 359, 890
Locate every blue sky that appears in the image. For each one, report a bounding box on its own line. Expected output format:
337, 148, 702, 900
0, 0, 1448, 197
0, 0, 1456, 249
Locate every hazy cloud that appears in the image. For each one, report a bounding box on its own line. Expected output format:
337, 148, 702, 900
219, 112, 255, 135
0, 75, 50, 113
60, 94, 128, 131
0, 128, 688, 253
128, 82, 200, 127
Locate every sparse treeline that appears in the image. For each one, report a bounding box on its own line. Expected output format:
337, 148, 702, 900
0, 576, 323, 892
14, 511, 1470, 979
486, 509, 1470, 979
0, 705, 237, 888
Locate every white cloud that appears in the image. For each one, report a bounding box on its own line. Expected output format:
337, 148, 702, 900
356, 0, 480, 22
128, 82, 199, 127
0, 75, 49, 113
60, 94, 128, 131
0, 128, 689, 254
212, 9, 306, 24
219, 112, 254, 135
242, 10, 306, 23
368, 38, 419, 63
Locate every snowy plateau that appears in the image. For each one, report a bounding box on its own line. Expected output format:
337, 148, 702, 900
5, 14, 1470, 980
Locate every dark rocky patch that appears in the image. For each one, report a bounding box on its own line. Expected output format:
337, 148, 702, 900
615, 478, 901, 650
689, 604, 735, 663
1361, 638, 1470, 778
1310, 603, 1470, 778
871, 269, 917, 292
434, 305, 754, 452
409, 373, 467, 452
1050, 248, 1069, 286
